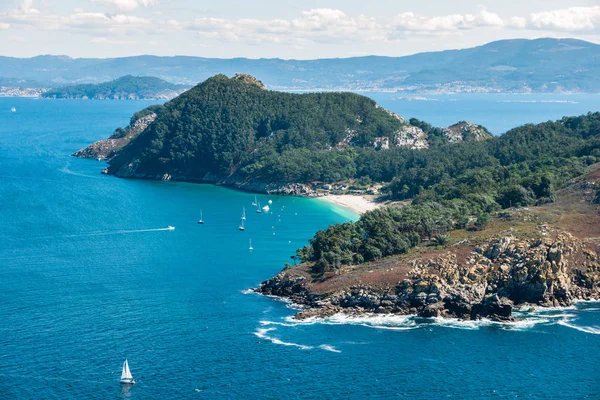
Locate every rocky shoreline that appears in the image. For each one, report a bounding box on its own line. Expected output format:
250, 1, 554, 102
100, 167, 329, 196
255, 230, 600, 322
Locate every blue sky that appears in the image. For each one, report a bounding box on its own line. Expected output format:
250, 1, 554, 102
1, 0, 599, 59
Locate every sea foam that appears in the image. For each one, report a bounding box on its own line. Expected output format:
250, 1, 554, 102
557, 320, 600, 335
254, 327, 312, 350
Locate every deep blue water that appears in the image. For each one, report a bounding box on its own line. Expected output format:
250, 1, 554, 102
363, 92, 600, 135
1, 97, 599, 399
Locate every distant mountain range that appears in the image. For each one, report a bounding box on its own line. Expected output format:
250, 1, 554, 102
41, 75, 188, 100
1, 38, 599, 93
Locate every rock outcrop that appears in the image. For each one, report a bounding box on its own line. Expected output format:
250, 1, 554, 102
233, 73, 266, 89
442, 121, 492, 143
257, 230, 600, 321
370, 120, 490, 150
393, 125, 429, 149
73, 112, 157, 160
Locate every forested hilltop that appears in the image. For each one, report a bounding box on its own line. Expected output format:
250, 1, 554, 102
42, 75, 188, 100
78, 73, 600, 210
78, 73, 490, 186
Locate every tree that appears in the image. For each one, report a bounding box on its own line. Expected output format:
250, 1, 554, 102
474, 213, 490, 230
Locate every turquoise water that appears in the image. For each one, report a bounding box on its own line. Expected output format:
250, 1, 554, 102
1, 97, 599, 399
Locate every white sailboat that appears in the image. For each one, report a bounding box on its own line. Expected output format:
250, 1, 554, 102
239, 218, 245, 231
120, 359, 135, 384
262, 204, 270, 212
256, 202, 262, 213
249, 238, 253, 251
252, 196, 258, 207
198, 210, 204, 224
241, 206, 246, 221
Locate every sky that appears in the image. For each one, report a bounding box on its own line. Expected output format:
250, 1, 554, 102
0, 0, 599, 59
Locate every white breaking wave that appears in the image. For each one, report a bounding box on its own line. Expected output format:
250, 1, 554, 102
260, 320, 300, 328
557, 320, 600, 335
429, 316, 493, 330
264, 302, 600, 335
286, 312, 551, 332
323, 313, 420, 331
255, 324, 342, 353
518, 305, 577, 313
318, 345, 341, 353
573, 298, 600, 305
254, 327, 312, 350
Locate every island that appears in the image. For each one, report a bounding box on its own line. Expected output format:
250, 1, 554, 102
42, 75, 189, 100
75, 73, 600, 322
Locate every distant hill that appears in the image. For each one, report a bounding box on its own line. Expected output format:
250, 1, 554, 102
41, 75, 189, 100
1, 38, 600, 93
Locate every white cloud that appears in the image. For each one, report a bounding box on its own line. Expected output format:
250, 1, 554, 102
90, 36, 136, 45
530, 6, 600, 31
93, 0, 159, 12
507, 17, 528, 29
392, 9, 504, 33
1, 3, 599, 55
1, 4, 151, 34
186, 8, 382, 45
19, 0, 39, 14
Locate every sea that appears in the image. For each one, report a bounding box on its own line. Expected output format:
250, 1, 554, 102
0, 94, 599, 399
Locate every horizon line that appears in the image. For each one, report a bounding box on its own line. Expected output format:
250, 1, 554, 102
1, 37, 597, 62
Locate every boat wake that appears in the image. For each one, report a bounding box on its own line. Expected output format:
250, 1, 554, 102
26, 227, 177, 242
58, 227, 175, 238
59, 162, 102, 179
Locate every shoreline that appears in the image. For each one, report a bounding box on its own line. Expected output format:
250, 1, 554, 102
94, 161, 384, 215
318, 194, 380, 215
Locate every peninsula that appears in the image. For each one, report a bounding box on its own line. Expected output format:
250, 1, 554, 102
74, 73, 490, 195
42, 75, 188, 100
74, 73, 600, 322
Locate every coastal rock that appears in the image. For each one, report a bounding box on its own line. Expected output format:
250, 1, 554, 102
256, 229, 600, 321
73, 112, 157, 160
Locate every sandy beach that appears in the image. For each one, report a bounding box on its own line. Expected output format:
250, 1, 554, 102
320, 194, 380, 214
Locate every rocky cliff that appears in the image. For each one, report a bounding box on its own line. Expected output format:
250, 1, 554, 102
73, 112, 157, 160
257, 229, 600, 321
442, 121, 492, 143
373, 120, 491, 150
